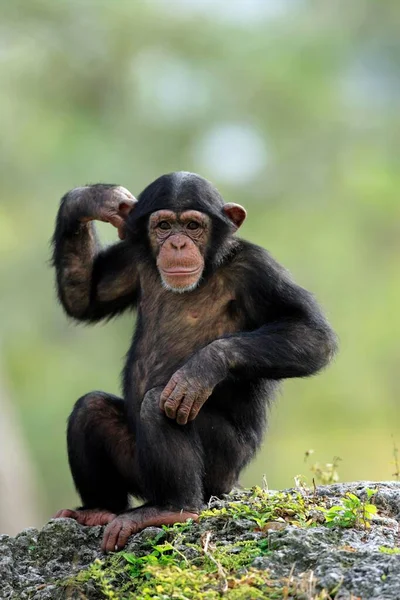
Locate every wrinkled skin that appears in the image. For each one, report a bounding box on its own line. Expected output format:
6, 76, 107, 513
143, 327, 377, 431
53, 506, 198, 552
68, 185, 137, 239
54, 508, 116, 526
160, 348, 227, 425
101, 507, 199, 552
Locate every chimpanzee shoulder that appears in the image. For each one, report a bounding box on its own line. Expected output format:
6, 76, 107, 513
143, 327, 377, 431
222, 238, 323, 329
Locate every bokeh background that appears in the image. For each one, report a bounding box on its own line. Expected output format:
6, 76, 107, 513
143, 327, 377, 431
0, 0, 399, 535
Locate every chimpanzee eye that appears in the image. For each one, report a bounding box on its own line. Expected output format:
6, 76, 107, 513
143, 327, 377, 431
157, 221, 171, 230
187, 221, 200, 231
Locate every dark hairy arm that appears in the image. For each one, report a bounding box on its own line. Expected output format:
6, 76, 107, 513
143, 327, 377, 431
52, 184, 139, 322
206, 244, 337, 380
161, 244, 337, 424
214, 276, 336, 380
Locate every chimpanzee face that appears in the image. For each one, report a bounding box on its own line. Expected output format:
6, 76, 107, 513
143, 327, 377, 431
148, 210, 211, 293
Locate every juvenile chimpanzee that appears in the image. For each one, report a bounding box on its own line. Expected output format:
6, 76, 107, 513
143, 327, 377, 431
52, 172, 336, 552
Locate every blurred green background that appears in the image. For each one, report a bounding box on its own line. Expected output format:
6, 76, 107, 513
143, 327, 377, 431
0, 0, 399, 535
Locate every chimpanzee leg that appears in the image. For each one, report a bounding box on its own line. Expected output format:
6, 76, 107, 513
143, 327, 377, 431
197, 409, 256, 500
101, 387, 203, 551
136, 386, 204, 509
55, 391, 138, 524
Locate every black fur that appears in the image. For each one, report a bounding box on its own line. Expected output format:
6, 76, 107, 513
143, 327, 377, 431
52, 172, 337, 514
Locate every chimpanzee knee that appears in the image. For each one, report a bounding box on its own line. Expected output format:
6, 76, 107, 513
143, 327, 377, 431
136, 388, 204, 511
69, 390, 108, 427
67, 391, 131, 513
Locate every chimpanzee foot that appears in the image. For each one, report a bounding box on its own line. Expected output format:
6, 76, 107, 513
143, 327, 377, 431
101, 506, 199, 552
53, 508, 117, 526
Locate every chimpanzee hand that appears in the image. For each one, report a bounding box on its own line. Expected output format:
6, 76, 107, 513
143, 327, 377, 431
160, 352, 227, 425
66, 185, 137, 240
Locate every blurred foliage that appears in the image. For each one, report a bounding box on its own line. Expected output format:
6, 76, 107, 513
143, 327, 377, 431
0, 0, 399, 528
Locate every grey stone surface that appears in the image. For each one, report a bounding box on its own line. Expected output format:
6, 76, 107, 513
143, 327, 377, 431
0, 520, 104, 599
0, 482, 399, 599
245, 482, 400, 599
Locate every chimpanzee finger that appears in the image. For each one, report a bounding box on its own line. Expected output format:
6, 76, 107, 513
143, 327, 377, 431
107, 215, 125, 230
160, 377, 178, 409
102, 517, 139, 553
176, 395, 195, 425
164, 387, 186, 419
118, 199, 136, 218
115, 523, 136, 551
114, 186, 136, 204
162, 377, 187, 415
102, 521, 118, 553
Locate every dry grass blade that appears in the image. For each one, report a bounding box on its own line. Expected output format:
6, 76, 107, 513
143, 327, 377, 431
201, 531, 228, 593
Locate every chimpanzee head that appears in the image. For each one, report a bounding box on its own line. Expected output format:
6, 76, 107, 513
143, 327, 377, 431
125, 172, 246, 293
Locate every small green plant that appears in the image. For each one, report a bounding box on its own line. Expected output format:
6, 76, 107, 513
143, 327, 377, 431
324, 488, 377, 529
123, 540, 187, 577
200, 486, 310, 529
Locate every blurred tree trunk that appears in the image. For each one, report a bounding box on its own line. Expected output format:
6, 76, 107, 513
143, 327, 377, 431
0, 369, 42, 535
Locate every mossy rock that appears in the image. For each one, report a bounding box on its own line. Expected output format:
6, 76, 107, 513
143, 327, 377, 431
1, 482, 400, 599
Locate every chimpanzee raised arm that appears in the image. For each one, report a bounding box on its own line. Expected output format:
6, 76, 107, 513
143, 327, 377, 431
52, 184, 138, 321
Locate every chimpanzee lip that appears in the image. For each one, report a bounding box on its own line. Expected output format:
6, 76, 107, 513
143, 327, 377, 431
162, 267, 201, 276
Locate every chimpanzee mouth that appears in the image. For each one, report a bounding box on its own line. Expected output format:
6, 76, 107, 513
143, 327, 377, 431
161, 267, 202, 276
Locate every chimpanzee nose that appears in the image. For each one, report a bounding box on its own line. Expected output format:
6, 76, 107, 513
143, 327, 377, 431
170, 237, 186, 250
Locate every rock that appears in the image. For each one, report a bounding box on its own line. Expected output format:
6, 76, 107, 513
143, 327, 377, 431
0, 519, 103, 599
0, 482, 399, 599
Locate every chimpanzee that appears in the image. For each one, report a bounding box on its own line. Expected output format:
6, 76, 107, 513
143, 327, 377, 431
52, 171, 336, 552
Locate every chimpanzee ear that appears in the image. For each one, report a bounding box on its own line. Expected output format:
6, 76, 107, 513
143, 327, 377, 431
116, 190, 138, 240
118, 197, 137, 219
223, 203, 247, 229
118, 198, 137, 219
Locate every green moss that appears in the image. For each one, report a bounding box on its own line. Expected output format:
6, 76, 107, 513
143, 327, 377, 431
63, 555, 132, 599
62, 487, 365, 599
64, 536, 271, 598
64, 548, 295, 600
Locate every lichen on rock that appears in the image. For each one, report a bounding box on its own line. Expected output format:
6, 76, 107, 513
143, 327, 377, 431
1, 482, 399, 599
